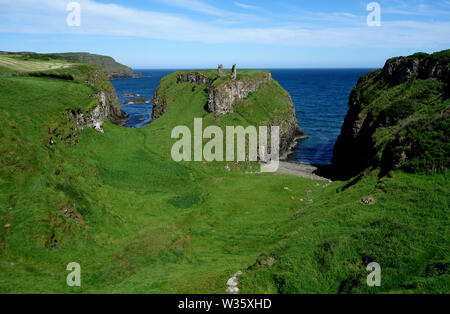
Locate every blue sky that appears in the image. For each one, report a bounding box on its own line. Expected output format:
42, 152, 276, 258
0, 0, 449, 68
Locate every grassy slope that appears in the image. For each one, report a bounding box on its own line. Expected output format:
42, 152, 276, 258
0, 65, 448, 293
154, 70, 294, 135
0, 52, 133, 79
0, 55, 73, 72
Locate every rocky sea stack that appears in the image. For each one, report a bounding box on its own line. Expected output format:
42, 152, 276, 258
151, 66, 306, 159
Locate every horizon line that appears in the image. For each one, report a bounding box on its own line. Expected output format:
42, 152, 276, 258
131, 67, 380, 70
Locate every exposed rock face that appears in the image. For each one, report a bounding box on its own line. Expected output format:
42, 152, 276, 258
277, 96, 306, 158
231, 64, 237, 80
382, 55, 450, 85
152, 70, 305, 159
152, 71, 214, 120
207, 72, 272, 114
332, 76, 376, 178
84, 66, 128, 124
176, 72, 214, 86
64, 67, 128, 136
151, 91, 169, 121
153, 71, 272, 118
332, 51, 450, 178
67, 92, 111, 133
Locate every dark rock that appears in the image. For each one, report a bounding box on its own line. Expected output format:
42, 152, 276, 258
382, 56, 449, 85
123, 97, 150, 104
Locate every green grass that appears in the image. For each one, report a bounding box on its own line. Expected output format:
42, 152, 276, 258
240, 170, 449, 294
348, 68, 450, 174
0, 55, 74, 72
0, 61, 448, 294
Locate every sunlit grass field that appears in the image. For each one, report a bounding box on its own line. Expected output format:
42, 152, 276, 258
0, 55, 74, 73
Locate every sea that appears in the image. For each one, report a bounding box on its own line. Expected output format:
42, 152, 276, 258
111, 68, 374, 165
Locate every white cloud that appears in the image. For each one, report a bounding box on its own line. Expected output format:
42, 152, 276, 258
234, 2, 260, 10
0, 0, 449, 49
162, 0, 225, 17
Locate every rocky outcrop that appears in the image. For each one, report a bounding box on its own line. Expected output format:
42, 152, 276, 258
83, 66, 128, 125
207, 72, 272, 114
152, 70, 305, 160
67, 92, 111, 133
152, 71, 272, 118
332, 50, 450, 178
55, 66, 128, 143
331, 75, 376, 178
176, 72, 214, 86
382, 54, 450, 85
231, 64, 237, 80
277, 94, 306, 158
151, 91, 169, 121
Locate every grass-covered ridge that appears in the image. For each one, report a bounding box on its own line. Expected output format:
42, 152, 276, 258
333, 49, 450, 178
0, 53, 448, 293
0, 52, 135, 79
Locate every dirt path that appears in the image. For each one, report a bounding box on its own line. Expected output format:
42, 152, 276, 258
275, 161, 331, 181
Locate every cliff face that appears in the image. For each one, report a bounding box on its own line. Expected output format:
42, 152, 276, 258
332, 50, 450, 178
67, 92, 111, 134
207, 72, 272, 114
382, 54, 449, 84
83, 65, 128, 125
152, 70, 305, 159
42, 64, 129, 144
0, 52, 128, 130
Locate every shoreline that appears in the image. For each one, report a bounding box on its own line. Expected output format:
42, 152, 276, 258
280, 134, 309, 161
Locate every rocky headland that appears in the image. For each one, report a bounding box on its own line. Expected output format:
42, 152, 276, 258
332, 50, 450, 178
152, 65, 306, 159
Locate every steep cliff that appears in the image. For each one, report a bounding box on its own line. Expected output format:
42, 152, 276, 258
332, 50, 450, 178
0, 52, 128, 127
47, 66, 129, 144
152, 69, 305, 159
207, 72, 272, 114
80, 64, 128, 124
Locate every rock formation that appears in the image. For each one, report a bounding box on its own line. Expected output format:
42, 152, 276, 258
332, 50, 450, 178
382, 54, 449, 85
207, 72, 272, 114
176, 71, 214, 86
218, 64, 225, 77
231, 64, 237, 80
67, 92, 111, 133
83, 66, 128, 125
152, 69, 306, 159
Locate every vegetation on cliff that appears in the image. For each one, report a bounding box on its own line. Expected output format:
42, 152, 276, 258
0, 52, 127, 124
333, 50, 450, 178
151, 69, 304, 158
